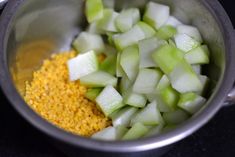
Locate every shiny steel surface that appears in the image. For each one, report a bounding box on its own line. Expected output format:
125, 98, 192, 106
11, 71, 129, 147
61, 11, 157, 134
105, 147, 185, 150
0, 0, 234, 153
0, 0, 7, 9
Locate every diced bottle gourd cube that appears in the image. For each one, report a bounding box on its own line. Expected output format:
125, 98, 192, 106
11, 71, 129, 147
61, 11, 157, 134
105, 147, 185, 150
169, 61, 203, 93
131, 101, 163, 126
133, 68, 163, 94
92, 126, 116, 140
174, 34, 200, 52
112, 106, 138, 127
184, 45, 210, 64
86, 0, 104, 23
178, 92, 206, 114
115, 8, 140, 32
165, 16, 182, 27
156, 25, 177, 40
152, 44, 184, 74
120, 45, 140, 81
138, 37, 167, 68
97, 9, 119, 32
73, 32, 105, 53
122, 123, 149, 140
96, 85, 124, 116
124, 90, 147, 108
163, 109, 189, 125
85, 88, 103, 101
177, 25, 202, 43
100, 55, 117, 75
67, 50, 98, 81
80, 71, 118, 87
143, 2, 170, 29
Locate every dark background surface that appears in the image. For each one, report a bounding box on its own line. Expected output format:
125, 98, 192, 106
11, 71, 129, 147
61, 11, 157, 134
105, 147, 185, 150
0, 0, 235, 157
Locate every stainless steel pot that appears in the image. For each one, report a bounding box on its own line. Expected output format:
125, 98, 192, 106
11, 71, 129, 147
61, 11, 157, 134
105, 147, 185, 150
0, 0, 235, 156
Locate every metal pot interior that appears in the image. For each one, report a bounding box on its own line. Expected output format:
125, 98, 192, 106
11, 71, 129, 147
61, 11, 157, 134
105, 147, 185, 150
7, 0, 224, 138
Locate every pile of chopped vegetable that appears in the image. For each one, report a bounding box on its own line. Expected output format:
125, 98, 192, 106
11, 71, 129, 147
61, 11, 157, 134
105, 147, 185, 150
67, 0, 210, 140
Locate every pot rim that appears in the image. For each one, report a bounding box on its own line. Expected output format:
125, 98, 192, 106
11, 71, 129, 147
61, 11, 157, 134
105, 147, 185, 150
0, 0, 234, 153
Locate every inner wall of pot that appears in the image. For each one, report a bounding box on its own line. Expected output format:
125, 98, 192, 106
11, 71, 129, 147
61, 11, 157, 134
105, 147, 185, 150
7, 0, 224, 108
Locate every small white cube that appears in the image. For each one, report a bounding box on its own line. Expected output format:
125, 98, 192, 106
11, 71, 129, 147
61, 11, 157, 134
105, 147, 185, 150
96, 85, 124, 116
67, 50, 98, 81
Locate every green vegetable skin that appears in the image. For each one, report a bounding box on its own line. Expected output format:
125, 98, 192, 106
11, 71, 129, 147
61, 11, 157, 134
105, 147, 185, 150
131, 101, 163, 126
122, 123, 149, 140
178, 92, 206, 114
97, 9, 119, 32
115, 8, 140, 32
168, 39, 176, 47
116, 125, 128, 139
145, 123, 164, 137
113, 22, 156, 50
138, 37, 167, 68
116, 52, 125, 77
156, 25, 177, 40
100, 55, 117, 75
155, 75, 179, 112
152, 44, 184, 74
85, 88, 103, 101
124, 90, 147, 108
137, 22, 156, 38
152, 45, 203, 93
85, 0, 104, 23
96, 85, 124, 117
185, 45, 210, 65
120, 45, 140, 81
157, 87, 179, 112
111, 106, 138, 127
119, 75, 133, 94
163, 109, 190, 125
80, 71, 118, 87
169, 61, 203, 93
67, 0, 212, 141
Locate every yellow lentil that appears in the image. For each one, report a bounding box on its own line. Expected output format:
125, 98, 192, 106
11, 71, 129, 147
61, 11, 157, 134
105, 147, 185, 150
24, 50, 111, 137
